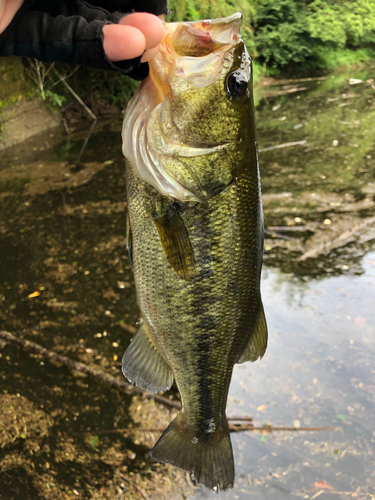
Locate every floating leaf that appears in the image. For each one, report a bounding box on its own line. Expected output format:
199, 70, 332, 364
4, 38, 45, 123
27, 291, 40, 298
259, 434, 267, 444
257, 405, 267, 411
336, 414, 347, 420
314, 480, 333, 490
90, 435, 99, 449
353, 317, 366, 327
103, 160, 114, 165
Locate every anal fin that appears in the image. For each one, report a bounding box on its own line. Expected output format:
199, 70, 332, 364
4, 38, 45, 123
238, 301, 268, 363
122, 321, 173, 393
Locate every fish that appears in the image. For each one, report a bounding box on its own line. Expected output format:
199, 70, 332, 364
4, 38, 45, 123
121, 13, 267, 491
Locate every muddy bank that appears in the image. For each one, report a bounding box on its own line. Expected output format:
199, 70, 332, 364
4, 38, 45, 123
0, 100, 61, 151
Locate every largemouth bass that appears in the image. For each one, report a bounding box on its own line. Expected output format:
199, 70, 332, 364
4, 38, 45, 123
121, 13, 267, 491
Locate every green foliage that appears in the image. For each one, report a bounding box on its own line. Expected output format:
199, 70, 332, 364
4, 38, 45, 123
308, 0, 375, 48
311, 46, 375, 71
0, 57, 35, 109
254, 0, 375, 70
255, 0, 312, 68
36, 89, 66, 107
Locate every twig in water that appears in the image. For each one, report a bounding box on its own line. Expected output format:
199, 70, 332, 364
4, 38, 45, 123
227, 416, 253, 422
94, 424, 337, 435
53, 67, 97, 163
54, 68, 97, 121
265, 230, 298, 242
297, 214, 375, 262
267, 226, 312, 232
119, 474, 150, 500
0, 330, 180, 410
259, 140, 307, 153
117, 322, 137, 335
61, 116, 71, 135
76, 119, 97, 164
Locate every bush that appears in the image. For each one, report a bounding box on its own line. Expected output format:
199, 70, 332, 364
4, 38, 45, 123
254, 0, 312, 69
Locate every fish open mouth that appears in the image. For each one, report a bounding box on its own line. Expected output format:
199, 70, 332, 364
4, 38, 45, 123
150, 13, 243, 102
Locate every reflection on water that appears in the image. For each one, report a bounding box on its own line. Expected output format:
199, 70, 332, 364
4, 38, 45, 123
193, 256, 375, 498
0, 66, 375, 498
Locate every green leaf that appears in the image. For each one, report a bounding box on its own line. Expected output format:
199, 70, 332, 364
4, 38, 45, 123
90, 435, 99, 449
336, 414, 347, 420
259, 434, 268, 444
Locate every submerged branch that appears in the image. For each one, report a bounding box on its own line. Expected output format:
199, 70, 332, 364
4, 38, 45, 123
265, 229, 298, 241
259, 140, 307, 153
0, 330, 180, 410
297, 214, 375, 262
94, 423, 337, 435
54, 68, 97, 121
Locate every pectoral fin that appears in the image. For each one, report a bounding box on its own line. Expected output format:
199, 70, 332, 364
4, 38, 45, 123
238, 301, 268, 363
126, 210, 133, 268
154, 207, 196, 281
122, 321, 174, 393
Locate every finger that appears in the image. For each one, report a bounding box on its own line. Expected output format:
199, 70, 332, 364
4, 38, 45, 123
141, 44, 160, 62
119, 13, 164, 50
102, 24, 146, 62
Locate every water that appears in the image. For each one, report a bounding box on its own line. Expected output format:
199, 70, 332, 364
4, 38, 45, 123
0, 66, 374, 498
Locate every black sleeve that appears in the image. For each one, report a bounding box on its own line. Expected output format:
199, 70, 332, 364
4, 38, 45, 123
85, 1, 170, 16
0, 0, 169, 80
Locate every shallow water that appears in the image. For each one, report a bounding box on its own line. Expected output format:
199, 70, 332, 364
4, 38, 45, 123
1, 65, 375, 498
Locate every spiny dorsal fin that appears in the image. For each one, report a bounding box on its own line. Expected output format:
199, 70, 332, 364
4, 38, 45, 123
122, 321, 173, 393
238, 301, 268, 363
154, 206, 196, 281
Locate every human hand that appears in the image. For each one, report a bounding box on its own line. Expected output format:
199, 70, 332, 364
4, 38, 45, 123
0, 1, 169, 79
103, 13, 165, 63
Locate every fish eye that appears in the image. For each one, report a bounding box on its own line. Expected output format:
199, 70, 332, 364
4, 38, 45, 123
226, 71, 248, 98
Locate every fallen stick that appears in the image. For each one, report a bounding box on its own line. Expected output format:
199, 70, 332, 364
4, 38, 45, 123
267, 226, 312, 232
264, 230, 298, 242
118, 322, 137, 335
297, 214, 375, 262
94, 424, 337, 435
0, 331, 341, 435
259, 140, 307, 153
119, 474, 150, 500
0, 330, 180, 410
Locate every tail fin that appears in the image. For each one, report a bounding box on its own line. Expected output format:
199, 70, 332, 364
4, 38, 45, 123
149, 413, 234, 491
